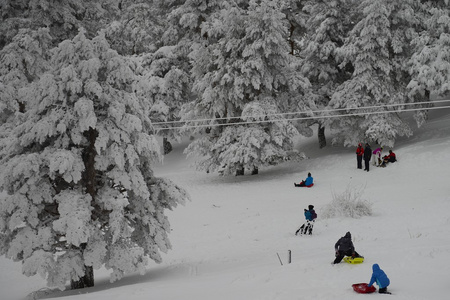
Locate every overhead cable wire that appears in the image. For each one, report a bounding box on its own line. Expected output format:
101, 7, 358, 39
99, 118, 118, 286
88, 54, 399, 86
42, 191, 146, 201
151, 99, 450, 126
152, 99, 450, 125
154, 105, 450, 130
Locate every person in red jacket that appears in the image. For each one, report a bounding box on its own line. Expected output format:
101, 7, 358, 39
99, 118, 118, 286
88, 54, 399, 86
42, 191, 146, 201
356, 143, 364, 169
381, 150, 396, 167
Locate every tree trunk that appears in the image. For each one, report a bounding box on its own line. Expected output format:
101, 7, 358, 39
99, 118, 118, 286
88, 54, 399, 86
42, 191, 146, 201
288, 22, 295, 55
425, 89, 430, 102
74, 128, 98, 290
163, 137, 172, 154
318, 124, 326, 149
71, 264, 94, 289
251, 166, 258, 175
235, 165, 244, 176
83, 127, 98, 198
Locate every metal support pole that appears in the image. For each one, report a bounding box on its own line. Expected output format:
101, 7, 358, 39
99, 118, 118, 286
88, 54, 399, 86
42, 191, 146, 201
277, 253, 283, 265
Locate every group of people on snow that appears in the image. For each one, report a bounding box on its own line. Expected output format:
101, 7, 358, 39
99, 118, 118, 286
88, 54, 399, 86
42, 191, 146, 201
292, 171, 391, 294
356, 143, 397, 171
292, 143, 396, 293
294, 173, 316, 235
334, 232, 391, 294
296, 218, 391, 293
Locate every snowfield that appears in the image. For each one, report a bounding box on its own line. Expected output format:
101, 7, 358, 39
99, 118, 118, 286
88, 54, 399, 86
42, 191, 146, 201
1, 109, 450, 300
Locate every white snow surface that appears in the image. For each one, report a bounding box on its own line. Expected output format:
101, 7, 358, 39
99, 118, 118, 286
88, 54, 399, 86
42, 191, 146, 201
1, 108, 450, 300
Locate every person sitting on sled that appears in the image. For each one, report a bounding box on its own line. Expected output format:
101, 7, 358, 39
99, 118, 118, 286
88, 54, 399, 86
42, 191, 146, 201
368, 263, 391, 294
294, 172, 313, 187
380, 150, 396, 167
333, 232, 362, 264
295, 205, 317, 235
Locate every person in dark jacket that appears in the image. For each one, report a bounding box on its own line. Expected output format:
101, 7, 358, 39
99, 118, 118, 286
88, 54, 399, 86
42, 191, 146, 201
363, 143, 372, 172
333, 232, 362, 264
295, 205, 317, 235
356, 143, 364, 169
368, 263, 391, 294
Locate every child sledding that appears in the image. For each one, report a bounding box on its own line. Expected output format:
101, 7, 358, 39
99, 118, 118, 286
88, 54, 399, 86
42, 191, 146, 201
294, 172, 314, 187
295, 205, 317, 235
367, 263, 391, 294
332, 232, 363, 264
352, 264, 391, 294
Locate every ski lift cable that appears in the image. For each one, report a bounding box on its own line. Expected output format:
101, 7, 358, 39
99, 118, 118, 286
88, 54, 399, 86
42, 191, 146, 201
154, 105, 450, 130
151, 99, 450, 125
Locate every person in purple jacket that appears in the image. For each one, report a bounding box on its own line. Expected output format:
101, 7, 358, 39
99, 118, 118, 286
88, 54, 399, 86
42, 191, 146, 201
368, 263, 391, 294
372, 147, 383, 166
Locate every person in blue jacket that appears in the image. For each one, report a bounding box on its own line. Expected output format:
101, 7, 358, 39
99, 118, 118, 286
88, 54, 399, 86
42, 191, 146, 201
368, 263, 391, 294
295, 205, 317, 235
294, 172, 314, 187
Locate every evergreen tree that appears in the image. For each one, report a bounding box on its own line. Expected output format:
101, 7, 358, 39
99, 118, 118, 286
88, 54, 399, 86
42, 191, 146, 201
283, 0, 308, 56
105, 0, 166, 55
301, 0, 355, 148
135, 46, 192, 154
0, 0, 118, 123
180, 0, 309, 175
107, 0, 195, 154
329, 0, 418, 147
0, 0, 115, 49
0, 30, 188, 290
408, 0, 450, 126
0, 28, 53, 121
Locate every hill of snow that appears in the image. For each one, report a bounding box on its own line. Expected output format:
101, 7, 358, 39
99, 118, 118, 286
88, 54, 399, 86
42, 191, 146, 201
1, 107, 450, 300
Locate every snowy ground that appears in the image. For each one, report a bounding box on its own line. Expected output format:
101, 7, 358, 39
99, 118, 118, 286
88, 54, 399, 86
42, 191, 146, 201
1, 108, 450, 300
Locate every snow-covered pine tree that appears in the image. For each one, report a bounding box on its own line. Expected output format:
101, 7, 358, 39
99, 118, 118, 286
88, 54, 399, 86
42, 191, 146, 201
0, 29, 188, 290
166, 0, 223, 47
282, 0, 308, 56
0, 0, 119, 123
106, 0, 194, 154
105, 0, 166, 55
181, 0, 309, 175
329, 0, 418, 147
408, 0, 450, 126
301, 0, 356, 148
135, 46, 192, 154
0, 28, 53, 123
0, 0, 114, 47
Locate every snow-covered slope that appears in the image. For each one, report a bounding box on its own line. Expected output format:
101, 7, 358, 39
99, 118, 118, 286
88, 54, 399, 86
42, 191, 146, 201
1, 108, 450, 300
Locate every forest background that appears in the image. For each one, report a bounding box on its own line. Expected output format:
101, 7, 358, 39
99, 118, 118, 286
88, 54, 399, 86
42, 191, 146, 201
0, 0, 449, 293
